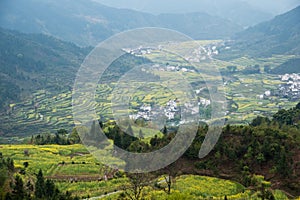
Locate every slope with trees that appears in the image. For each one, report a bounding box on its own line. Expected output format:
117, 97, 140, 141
229, 5, 300, 57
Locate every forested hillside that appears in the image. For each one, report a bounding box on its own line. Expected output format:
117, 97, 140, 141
232, 5, 300, 57
271, 58, 300, 74
110, 103, 300, 196
0, 28, 88, 110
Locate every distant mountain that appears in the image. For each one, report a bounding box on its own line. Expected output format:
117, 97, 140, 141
157, 12, 242, 40
0, 28, 89, 109
94, 0, 273, 27
0, 0, 242, 46
232, 6, 300, 57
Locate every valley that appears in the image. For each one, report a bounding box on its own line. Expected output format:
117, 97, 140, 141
1, 39, 299, 140
1, 1, 300, 200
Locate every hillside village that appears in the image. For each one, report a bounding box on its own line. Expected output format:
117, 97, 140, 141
278, 73, 300, 100
129, 96, 212, 123
123, 43, 220, 63
258, 73, 300, 101
129, 99, 180, 121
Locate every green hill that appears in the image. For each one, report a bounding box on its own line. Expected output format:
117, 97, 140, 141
232, 5, 300, 57
271, 58, 300, 74
0, 28, 89, 110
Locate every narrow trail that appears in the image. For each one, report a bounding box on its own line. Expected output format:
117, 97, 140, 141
84, 191, 121, 200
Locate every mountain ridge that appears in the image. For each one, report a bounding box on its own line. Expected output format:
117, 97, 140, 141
231, 5, 300, 56
92, 0, 274, 27
0, 0, 243, 46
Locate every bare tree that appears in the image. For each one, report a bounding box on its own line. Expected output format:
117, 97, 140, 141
122, 172, 153, 200
24, 149, 29, 157
157, 161, 182, 194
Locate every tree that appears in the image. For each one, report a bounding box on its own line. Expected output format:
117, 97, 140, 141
11, 175, 25, 200
23, 149, 29, 157
25, 180, 34, 193
23, 162, 29, 168
68, 128, 81, 144
35, 169, 45, 198
128, 140, 149, 153
276, 147, 292, 177
256, 153, 265, 166
158, 161, 182, 195
99, 120, 104, 129
296, 102, 300, 110
89, 120, 98, 140
45, 179, 56, 198
138, 129, 144, 140
7, 158, 14, 172
122, 172, 153, 200
227, 65, 237, 73
251, 175, 275, 200
126, 124, 134, 136
251, 116, 270, 127
57, 129, 68, 136
163, 125, 168, 135
54, 132, 61, 145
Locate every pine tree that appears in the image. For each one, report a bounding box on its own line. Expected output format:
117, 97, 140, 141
6, 158, 14, 172
139, 129, 144, 139
45, 179, 55, 198
163, 125, 167, 135
12, 175, 25, 200
126, 124, 134, 136
35, 169, 45, 199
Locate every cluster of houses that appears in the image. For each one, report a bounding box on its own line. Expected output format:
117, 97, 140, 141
278, 73, 300, 100
198, 98, 211, 107
123, 46, 156, 56
151, 64, 196, 73
164, 99, 179, 120
185, 45, 219, 63
258, 90, 272, 100
123, 43, 220, 63
256, 73, 300, 101
129, 99, 180, 122
129, 104, 152, 121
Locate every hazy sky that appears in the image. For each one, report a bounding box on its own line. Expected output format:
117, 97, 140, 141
93, 0, 300, 15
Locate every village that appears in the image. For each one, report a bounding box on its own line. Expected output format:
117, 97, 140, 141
278, 73, 300, 100
129, 95, 212, 123
129, 99, 180, 122
255, 73, 300, 101
123, 42, 220, 63
258, 74, 300, 101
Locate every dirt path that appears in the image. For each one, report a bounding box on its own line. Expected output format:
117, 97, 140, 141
84, 191, 121, 200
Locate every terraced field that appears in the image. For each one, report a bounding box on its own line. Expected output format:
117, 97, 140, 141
225, 73, 296, 123
0, 144, 290, 199
1, 40, 299, 138
101, 175, 289, 200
